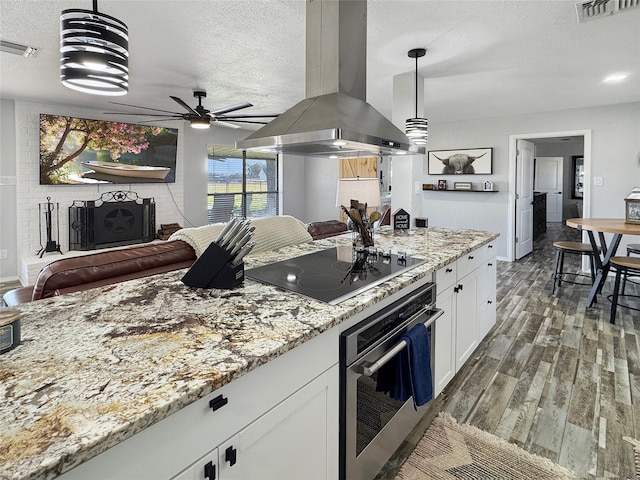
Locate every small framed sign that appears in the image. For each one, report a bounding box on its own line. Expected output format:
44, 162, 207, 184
454, 182, 472, 190
483, 180, 494, 191
393, 208, 410, 230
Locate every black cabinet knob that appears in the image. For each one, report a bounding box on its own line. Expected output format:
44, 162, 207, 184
446, 267, 453, 273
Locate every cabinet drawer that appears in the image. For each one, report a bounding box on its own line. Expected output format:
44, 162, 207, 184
478, 241, 497, 262
436, 262, 457, 292
457, 248, 483, 279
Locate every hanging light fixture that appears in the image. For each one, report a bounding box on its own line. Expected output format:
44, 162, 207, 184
405, 48, 428, 145
60, 0, 129, 96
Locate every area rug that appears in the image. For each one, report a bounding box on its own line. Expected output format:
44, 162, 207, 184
394, 412, 575, 479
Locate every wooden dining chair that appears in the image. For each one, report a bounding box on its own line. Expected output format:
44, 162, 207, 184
609, 256, 640, 324
551, 241, 599, 294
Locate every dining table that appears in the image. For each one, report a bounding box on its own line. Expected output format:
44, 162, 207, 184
566, 218, 640, 307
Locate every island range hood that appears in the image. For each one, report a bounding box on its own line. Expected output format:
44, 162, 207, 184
236, 0, 416, 158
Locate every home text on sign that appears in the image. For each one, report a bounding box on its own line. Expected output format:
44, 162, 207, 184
393, 208, 410, 230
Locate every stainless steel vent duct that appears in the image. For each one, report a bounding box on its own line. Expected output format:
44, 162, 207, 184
237, 0, 415, 158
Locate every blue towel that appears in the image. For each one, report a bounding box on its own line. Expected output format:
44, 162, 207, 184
401, 322, 433, 409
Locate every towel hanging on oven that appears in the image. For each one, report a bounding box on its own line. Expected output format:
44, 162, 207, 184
376, 323, 433, 409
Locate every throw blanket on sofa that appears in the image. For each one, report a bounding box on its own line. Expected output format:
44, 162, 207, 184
169, 215, 313, 258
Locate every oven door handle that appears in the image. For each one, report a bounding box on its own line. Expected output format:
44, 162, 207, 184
354, 308, 443, 377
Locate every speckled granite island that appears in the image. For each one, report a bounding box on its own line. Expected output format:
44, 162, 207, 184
0, 227, 498, 480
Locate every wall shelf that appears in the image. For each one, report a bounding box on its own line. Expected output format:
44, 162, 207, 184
423, 189, 499, 193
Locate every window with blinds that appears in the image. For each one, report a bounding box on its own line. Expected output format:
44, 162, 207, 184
207, 145, 278, 223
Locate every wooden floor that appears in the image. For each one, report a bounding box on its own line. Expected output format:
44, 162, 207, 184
379, 222, 640, 480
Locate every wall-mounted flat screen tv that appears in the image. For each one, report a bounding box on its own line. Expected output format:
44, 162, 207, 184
39, 114, 178, 185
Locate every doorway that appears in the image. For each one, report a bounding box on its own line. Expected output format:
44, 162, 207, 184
507, 130, 591, 261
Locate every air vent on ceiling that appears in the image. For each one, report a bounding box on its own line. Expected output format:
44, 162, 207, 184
576, 0, 640, 23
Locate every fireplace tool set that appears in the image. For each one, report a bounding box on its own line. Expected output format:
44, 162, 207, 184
37, 196, 62, 258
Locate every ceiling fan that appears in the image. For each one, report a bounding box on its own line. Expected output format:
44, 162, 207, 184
105, 90, 280, 129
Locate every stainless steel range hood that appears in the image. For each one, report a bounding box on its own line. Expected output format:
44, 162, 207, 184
236, 0, 415, 158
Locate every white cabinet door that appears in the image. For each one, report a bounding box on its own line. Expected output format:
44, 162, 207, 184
219, 368, 336, 480
477, 290, 497, 341
476, 254, 497, 341
454, 272, 478, 371
434, 285, 456, 397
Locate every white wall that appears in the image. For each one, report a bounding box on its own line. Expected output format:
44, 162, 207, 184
0, 99, 18, 281
423, 102, 640, 259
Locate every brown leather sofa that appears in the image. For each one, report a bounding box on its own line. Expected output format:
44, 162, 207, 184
3, 220, 348, 307
2, 240, 196, 307
307, 220, 348, 240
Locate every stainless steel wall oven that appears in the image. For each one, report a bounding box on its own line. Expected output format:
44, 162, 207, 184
339, 282, 442, 480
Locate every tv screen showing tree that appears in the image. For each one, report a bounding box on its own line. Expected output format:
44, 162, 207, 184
39, 114, 178, 185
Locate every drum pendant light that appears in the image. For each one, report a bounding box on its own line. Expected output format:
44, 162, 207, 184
405, 48, 428, 145
60, 0, 129, 96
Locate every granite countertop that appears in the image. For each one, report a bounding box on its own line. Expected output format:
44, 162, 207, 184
0, 226, 498, 480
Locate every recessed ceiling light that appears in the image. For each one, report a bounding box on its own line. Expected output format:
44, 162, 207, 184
604, 73, 628, 83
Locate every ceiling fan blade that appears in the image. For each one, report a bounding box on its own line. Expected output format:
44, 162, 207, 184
217, 119, 271, 125
213, 120, 241, 130
108, 101, 181, 115
103, 112, 184, 118
211, 102, 253, 116
170, 96, 200, 116
221, 113, 281, 119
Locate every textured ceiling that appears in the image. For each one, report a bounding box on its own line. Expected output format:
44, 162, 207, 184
1, 0, 638, 128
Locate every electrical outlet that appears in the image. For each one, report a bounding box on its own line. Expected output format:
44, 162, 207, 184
594, 176, 603, 186
0, 250, 7, 260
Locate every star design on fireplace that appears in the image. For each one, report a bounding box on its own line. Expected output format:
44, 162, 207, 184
104, 208, 136, 234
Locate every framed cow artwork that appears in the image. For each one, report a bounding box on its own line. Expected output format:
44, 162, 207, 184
427, 147, 493, 175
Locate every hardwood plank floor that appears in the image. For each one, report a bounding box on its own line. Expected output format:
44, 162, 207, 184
378, 222, 640, 480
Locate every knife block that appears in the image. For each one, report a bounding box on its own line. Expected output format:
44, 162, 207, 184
181, 242, 244, 289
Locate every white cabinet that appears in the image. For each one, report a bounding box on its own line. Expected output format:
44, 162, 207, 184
218, 367, 337, 480
454, 271, 478, 371
476, 245, 497, 340
175, 366, 338, 480
434, 241, 497, 391
433, 280, 455, 397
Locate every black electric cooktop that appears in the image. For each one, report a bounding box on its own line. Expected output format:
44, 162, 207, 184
245, 246, 425, 305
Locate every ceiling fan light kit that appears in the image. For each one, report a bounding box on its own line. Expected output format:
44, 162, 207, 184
405, 48, 428, 145
60, 0, 129, 96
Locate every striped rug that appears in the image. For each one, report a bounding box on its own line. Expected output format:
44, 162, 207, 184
395, 412, 575, 480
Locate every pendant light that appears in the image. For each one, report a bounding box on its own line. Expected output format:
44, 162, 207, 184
405, 48, 428, 145
60, 0, 129, 96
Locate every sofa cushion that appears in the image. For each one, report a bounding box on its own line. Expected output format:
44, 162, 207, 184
31, 240, 195, 301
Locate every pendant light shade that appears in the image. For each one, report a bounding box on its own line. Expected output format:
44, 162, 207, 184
60, 0, 129, 96
405, 48, 428, 145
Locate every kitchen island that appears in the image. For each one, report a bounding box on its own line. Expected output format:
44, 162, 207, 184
0, 226, 498, 480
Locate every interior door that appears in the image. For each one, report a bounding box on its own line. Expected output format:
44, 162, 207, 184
515, 139, 534, 259
534, 156, 563, 222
